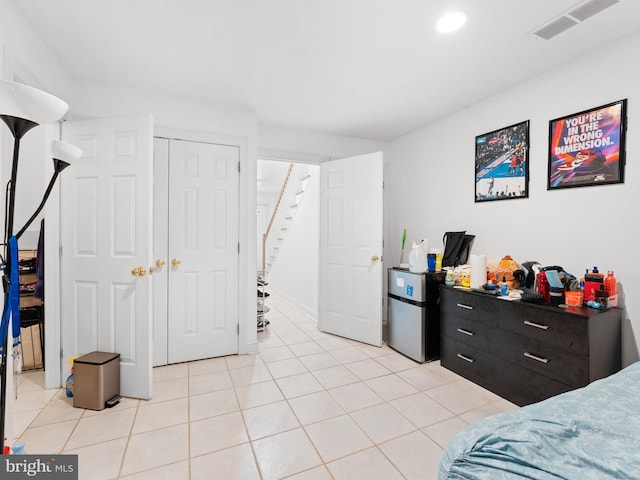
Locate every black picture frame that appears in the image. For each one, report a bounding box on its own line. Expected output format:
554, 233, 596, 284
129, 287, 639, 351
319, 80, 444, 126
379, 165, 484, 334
474, 120, 530, 202
548, 99, 627, 189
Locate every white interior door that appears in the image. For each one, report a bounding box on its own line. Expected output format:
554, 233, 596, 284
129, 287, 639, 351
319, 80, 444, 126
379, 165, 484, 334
61, 115, 154, 400
166, 139, 239, 364
319, 152, 384, 346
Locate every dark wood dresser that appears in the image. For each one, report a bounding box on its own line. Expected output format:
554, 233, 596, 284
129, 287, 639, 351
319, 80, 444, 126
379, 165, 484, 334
440, 286, 621, 406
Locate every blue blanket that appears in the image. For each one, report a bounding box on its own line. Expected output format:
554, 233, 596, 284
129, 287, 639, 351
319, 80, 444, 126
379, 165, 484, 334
439, 362, 640, 479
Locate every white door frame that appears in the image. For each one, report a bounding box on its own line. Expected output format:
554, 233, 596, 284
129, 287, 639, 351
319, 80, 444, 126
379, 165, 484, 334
257, 149, 386, 335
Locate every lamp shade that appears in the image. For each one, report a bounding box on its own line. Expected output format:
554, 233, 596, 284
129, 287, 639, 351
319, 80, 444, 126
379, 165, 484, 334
0, 79, 68, 125
52, 140, 82, 165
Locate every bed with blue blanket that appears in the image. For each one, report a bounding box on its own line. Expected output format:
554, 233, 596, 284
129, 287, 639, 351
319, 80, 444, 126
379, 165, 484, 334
439, 361, 640, 480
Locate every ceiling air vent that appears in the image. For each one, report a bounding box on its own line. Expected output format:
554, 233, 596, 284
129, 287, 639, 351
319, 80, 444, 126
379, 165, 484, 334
533, 16, 578, 40
532, 0, 619, 40
567, 0, 619, 22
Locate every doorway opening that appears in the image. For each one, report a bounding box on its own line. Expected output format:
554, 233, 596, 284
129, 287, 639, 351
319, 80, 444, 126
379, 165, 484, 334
257, 158, 320, 321
17, 241, 44, 372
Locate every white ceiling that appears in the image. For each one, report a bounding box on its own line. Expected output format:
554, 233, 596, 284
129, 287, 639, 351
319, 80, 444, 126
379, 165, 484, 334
14, 0, 640, 142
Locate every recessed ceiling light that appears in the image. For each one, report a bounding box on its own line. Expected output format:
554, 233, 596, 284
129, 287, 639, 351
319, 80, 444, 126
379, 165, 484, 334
436, 11, 467, 33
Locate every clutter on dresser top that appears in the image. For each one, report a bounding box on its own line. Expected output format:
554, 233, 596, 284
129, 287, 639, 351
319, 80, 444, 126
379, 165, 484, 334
396, 229, 618, 310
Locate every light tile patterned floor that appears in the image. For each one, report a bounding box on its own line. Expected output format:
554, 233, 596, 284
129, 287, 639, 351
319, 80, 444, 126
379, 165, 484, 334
12, 294, 518, 479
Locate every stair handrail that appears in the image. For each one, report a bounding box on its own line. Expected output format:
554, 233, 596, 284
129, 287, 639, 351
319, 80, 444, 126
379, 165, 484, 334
262, 162, 294, 274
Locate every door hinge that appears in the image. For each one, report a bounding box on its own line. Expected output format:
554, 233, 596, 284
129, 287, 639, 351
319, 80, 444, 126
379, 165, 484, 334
237, 323, 240, 335
59, 245, 63, 257
237, 243, 240, 254
238, 161, 241, 173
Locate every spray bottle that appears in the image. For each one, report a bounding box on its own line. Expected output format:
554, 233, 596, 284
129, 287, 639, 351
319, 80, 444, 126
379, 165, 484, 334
66, 357, 77, 397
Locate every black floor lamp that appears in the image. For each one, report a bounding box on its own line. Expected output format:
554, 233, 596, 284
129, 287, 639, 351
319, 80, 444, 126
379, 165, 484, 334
0, 79, 79, 454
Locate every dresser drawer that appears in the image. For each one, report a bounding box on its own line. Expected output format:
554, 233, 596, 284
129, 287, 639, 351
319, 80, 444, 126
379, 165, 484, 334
495, 359, 575, 406
440, 288, 498, 327
498, 301, 588, 355
441, 313, 494, 353
498, 330, 588, 387
440, 336, 501, 385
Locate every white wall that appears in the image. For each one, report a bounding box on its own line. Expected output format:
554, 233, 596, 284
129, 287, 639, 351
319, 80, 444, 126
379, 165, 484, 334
258, 123, 386, 161
386, 32, 640, 366
0, 0, 74, 243
268, 165, 320, 318
0, 0, 72, 101
70, 80, 255, 138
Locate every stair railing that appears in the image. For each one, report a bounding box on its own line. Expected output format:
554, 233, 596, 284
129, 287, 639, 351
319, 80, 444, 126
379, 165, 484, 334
262, 163, 294, 275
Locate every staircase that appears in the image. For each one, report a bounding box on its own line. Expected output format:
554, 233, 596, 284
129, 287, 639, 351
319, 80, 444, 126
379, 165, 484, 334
262, 163, 312, 276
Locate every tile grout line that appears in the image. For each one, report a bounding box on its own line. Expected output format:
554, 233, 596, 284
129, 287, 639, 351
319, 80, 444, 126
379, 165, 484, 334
262, 300, 333, 479
13, 292, 519, 479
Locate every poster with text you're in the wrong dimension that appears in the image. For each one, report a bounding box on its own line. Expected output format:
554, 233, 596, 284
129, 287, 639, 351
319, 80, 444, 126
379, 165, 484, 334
548, 99, 627, 189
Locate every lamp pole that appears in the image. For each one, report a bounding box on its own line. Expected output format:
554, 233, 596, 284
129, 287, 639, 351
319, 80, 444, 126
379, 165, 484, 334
0, 117, 39, 453
0, 79, 71, 454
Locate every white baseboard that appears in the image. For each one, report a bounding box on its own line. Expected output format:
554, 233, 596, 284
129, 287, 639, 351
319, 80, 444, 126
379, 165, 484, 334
267, 286, 317, 321
245, 341, 259, 354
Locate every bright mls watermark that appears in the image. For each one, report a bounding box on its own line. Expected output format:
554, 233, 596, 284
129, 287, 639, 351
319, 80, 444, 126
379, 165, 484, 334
1, 455, 78, 479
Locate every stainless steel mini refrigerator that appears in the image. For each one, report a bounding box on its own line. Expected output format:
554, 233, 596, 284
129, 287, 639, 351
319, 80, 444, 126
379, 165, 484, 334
387, 268, 443, 363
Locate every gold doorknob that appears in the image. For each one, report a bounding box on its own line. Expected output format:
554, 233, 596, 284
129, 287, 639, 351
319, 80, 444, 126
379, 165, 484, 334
131, 266, 147, 277
156, 259, 166, 268
171, 258, 181, 267
371, 255, 380, 262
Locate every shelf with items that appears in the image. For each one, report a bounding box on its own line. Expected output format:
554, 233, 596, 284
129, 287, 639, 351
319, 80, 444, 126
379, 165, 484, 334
257, 272, 270, 331
18, 250, 44, 370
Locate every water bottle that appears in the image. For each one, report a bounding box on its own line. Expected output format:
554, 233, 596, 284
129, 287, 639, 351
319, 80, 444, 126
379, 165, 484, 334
408, 242, 427, 273
604, 271, 616, 296
604, 270, 617, 307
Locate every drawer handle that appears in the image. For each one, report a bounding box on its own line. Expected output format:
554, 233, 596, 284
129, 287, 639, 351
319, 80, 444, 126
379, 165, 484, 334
523, 320, 550, 330
457, 353, 475, 363
457, 328, 475, 336
524, 352, 550, 364
456, 303, 474, 310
